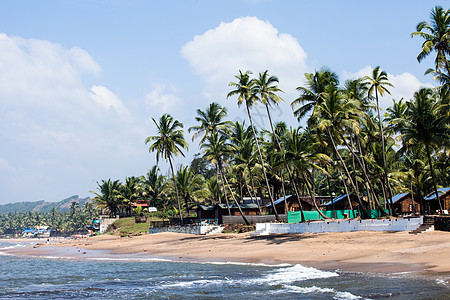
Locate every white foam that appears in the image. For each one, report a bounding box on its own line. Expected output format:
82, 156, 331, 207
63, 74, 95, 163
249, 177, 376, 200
282, 284, 361, 299
86, 257, 172, 262
262, 264, 338, 285
436, 279, 448, 286
162, 279, 225, 288
198, 261, 292, 267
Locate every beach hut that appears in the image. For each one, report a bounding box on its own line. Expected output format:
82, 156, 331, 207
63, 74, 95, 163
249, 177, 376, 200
424, 187, 450, 214
214, 203, 260, 224
196, 205, 216, 220
322, 194, 361, 210
266, 195, 332, 214
391, 192, 420, 215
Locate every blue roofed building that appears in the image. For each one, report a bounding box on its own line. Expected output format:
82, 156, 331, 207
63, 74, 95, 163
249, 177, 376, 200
424, 188, 450, 214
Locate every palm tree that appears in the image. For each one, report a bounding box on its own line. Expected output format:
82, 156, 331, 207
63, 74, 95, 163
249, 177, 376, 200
291, 67, 339, 121
283, 127, 330, 219
141, 166, 167, 206
173, 165, 205, 215
231, 122, 263, 214
91, 179, 122, 217
188, 102, 231, 143
227, 70, 280, 221
189, 102, 231, 204
411, 6, 450, 74
402, 88, 450, 213
145, 113, 188, 223
311, 85, 382, 216
118, 176, 141, 216
202, 131, 250, 225
364, 66, 395, 215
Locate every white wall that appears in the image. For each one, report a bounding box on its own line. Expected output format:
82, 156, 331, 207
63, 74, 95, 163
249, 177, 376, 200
253, 217, 423, 236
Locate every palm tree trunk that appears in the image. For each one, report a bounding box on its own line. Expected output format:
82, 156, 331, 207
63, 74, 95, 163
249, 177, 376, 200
244, 175, 263, 214
326, 127, 369, 217
327, 170, 336, 218
215, 165, 222, 205
375, 91, 396, 216
264, 104, 305, 222
337, 131, 388, 216
337, 161, 354, 215
425, 144, 443, 213
302, 172, 330, 219
218, 166, 232, 216
220, 166, 250, 225
246, 104, 279, 221
168, 157, 183, 224
280, 170, 288, 214
248, 169, 263, 214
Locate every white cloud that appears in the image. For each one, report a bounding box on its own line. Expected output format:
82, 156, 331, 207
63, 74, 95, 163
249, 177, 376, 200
0, 33, 101, 104
0, 157, 14, 172
181, 16, 310, 128
89, 85, 128, 116
144, 83, 183, 116
0, 33, 151, 203
342, 66, 434, 111
181, 16, 309, 96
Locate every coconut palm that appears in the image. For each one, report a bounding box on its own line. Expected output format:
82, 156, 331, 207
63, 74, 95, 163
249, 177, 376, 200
363, 66, 395, 214
283, 127, 330, 219
118, 176, 141, 216
172, 165, 205, 215
291, 67, 339, 121
227, 70, 280, 221
145, 113, 188, 223
141, 166, 167, 206
411, 6, 450, 74
202, 131, 250, 225
91, 179, 122, 217
189, 102, 231, 204
188, 102, 231, 143
402, 88, 450, 212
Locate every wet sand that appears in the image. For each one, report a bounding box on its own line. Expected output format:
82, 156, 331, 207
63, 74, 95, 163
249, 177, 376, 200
4, 230, 450, 278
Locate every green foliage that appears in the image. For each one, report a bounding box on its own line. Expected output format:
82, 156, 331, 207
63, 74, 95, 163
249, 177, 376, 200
0, 202, 99, 235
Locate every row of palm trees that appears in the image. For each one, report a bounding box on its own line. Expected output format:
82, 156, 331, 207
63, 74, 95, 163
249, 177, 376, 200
0, 202, 97, 235
92, 5, 449, 222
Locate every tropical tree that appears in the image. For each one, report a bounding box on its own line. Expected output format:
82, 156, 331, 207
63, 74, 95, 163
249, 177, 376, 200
202, 131, 250, 225
91, 179, 122, 217
401, 88, 450, 212
172, 165, 205, 215
364, 66, 395, 214
188, 102, 231, 143
291, 67, 339, 120
227, 70, 280, 221
189, 102, 231, 204
118, 176, 141, 216
145, 113, 189, 222
411, 6, 450, 75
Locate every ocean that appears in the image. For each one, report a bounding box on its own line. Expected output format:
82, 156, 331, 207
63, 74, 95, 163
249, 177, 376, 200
0, 240, 449, 299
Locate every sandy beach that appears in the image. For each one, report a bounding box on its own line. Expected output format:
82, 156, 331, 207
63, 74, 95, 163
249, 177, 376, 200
4, 230, 450, 279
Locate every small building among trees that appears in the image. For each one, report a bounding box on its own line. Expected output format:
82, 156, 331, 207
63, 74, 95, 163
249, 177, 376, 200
266, 195, 332, 214
392, 192, 420, 215
322, 194, 361, 211
424, 187, 450, 214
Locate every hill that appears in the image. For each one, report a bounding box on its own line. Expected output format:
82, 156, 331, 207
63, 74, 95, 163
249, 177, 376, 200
0, 195, 92, 214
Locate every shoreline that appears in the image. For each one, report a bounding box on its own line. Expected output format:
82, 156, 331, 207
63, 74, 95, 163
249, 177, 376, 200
3, 231, 450, 280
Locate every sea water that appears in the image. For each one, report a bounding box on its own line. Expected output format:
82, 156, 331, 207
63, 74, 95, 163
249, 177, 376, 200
0, 241, 449, 299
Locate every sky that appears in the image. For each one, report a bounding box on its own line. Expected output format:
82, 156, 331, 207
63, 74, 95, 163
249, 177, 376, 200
0, 0, 443, 204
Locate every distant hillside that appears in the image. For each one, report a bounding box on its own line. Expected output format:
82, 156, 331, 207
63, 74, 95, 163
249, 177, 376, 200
0, 195, 92, 214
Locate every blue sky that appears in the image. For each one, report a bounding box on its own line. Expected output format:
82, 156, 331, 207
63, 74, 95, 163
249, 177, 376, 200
0, 1, 443, 204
